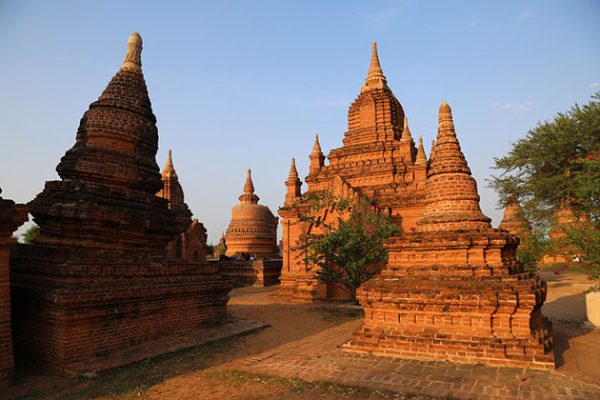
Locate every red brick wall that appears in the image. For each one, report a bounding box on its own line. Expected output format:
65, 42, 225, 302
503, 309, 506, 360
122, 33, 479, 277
11, 246, 233, 371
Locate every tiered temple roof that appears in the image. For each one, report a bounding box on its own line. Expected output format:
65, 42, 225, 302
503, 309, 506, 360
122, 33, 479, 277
10, 33, 232, 371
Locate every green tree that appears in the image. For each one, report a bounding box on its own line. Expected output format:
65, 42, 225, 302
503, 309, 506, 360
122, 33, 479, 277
491, 92, 600, 271
294, 193, 398, 302
22, 224, 40, 244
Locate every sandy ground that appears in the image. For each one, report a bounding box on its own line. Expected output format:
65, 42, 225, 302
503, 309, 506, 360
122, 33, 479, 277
5, 273, 600, 400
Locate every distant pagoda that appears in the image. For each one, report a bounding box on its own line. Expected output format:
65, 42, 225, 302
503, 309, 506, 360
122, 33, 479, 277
225, 169, 278, 258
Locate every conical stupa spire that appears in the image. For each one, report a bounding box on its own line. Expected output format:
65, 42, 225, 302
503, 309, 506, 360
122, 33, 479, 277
415, 137, 427, 165
309, 133, 325, 174
360, 41, 389, 93
416, 101, 491, 232
430, 139, 436, 161
401, 116, 413, 141
32, 32, 181, 251
244, 168, 255, 195
122, 32, 143, 71
285, 158, 302, 205
288, 158, 299, 180
162, 149, 177, 177
430, 101, 470, 175
312, 133, 322, 154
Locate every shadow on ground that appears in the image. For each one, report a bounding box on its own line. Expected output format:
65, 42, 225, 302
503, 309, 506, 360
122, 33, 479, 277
4, 286, 363, 400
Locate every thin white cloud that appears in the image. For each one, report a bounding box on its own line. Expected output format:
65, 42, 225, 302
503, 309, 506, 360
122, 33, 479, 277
591, 82, 599, 88
492, 101, 533, 112
517, 10, 535, 19
468, 19, 480, 29
361, 8, 399, 30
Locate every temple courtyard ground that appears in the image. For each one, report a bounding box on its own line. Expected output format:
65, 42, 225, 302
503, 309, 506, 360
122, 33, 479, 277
4, 272, 600, 400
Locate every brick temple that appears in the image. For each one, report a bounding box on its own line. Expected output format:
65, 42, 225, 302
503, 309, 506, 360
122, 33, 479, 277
279, 42, 428, 301
279, 42, 554, 369
498, 196, 532, 239
220, 169, 282, 287
157, 150, 208, 262
541, 203, 587, 266
10, 33, 233, 371
344, 102, 555, 369
0, 188, 26, 387
225, 169, 279, 258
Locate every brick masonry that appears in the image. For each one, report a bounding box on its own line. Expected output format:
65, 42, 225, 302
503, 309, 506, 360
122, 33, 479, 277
225, 169, 279, 258
216, 259, 282, 287
9, 33, 233, 371
0, 190, 27, 387
279, 42, 428, 301
344, 102, 555, 369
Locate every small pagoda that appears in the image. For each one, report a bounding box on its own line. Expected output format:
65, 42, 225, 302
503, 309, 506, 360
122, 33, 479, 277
157, 150, 208, 262
225, 169, 279, 258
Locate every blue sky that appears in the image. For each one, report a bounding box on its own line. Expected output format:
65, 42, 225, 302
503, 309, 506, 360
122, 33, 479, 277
1, 1, 599, 242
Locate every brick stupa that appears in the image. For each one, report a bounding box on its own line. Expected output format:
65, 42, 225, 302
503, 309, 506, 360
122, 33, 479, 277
279, 42, 428, 301
0, 188, 27, 386
225, 169, 279, 258
541, 203, 587, 266
345, 102, 555, 369
498, 195, 532, 240
157, 150, 207, 262
10, 33, 232, 371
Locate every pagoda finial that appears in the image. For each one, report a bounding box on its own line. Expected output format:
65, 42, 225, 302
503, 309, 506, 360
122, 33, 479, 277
312, 133, 322, 154
415, 137, 427, 165
122, 32, 143, 71
285, 158, 302, 205
401, 116, 413, 141
437, 100, 458, 143
162, 149, 177, 177
288, 158, 299, 180
430, 139, 436, 161
360, 41, 389, 93
244, 168, 255, 195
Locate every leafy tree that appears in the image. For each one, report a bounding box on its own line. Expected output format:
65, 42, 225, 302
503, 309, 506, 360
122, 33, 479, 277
491, 92, 600, 271
22, 224, 40, 244
294, 193, 398, 302
517, 230, 549, 273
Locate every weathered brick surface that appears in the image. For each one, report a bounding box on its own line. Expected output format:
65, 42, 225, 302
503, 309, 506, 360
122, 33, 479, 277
498, 196, 531, 239
216, 259, 282, 287
9, 33, 233, 371
0, 190, 27, 387
11, 246, 232, 371
225, 170, 279, 258
157, 150, 208, 262
279, 43, 428, 301
345, 103, 555, 369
